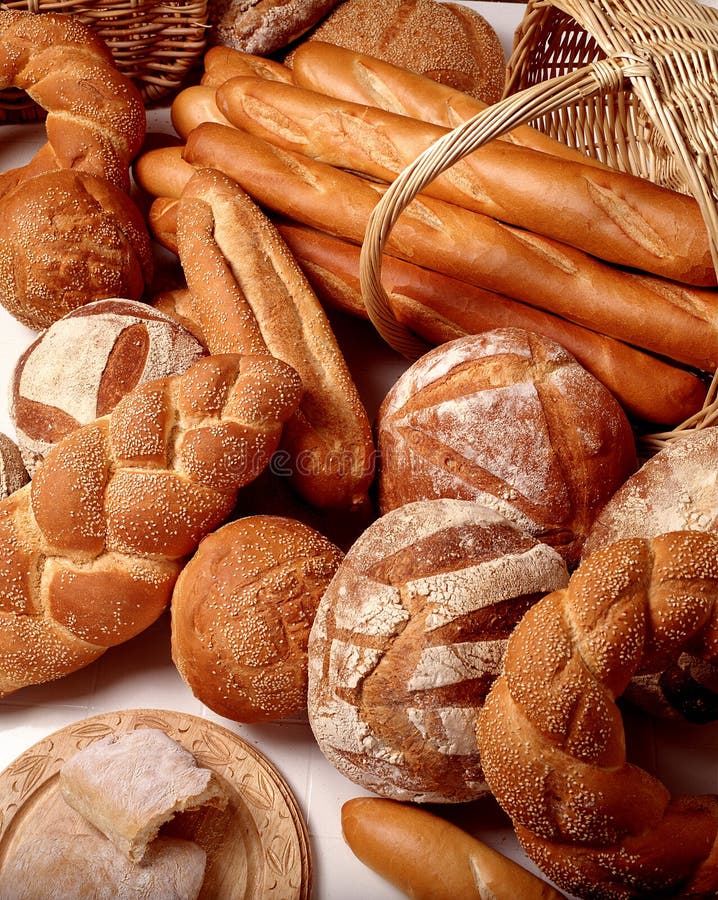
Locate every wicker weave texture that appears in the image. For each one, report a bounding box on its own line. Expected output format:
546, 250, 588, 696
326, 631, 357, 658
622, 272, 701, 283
0, 0, 207, 116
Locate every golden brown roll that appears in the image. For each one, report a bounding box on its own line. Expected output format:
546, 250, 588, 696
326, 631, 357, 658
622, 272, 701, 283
172, 514, 344, 723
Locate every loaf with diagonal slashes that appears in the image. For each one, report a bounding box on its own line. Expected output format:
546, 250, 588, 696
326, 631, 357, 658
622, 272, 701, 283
476, 530, 718, 899
0, 353, 301, 697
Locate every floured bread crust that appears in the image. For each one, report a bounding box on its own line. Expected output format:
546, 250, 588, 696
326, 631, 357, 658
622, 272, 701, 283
307, 497, 569, 803
59, 728, 227, 862
0, 829, 206, 900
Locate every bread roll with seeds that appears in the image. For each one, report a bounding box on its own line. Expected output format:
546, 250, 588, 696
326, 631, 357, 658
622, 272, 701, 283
376, 328, 638, 567
284, 0, 507, 105
0, 433, 29, 500
172, 515, 344, 722
307, 498, 569, 803
0, 353, 301, 697
476, 531, 718, 899
10, 298, 207, 476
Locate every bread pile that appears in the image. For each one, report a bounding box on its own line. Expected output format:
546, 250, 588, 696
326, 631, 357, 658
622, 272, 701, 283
1, 2, 718, 898
0, 11, 153, 329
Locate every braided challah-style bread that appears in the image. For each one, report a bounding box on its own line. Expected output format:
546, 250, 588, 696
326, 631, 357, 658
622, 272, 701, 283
0, 353, 301, 697
476, 531, 718, 899
0, 10, 145, 195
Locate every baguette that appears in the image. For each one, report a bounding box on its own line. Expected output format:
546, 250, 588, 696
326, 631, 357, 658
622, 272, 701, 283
341, 797, 566, 900
290, 40, 604, 166
171, 85, 232, 140
215, 75, 714, 285
182, 123, 718, 372
176, 168, 375, 510
277, 222, 708, 425
201, 44, 294, 87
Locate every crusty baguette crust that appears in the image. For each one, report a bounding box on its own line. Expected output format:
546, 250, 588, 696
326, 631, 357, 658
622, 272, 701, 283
277, 222, 709, 426
171, 85, 233, 140
0, 353, 301, 696
215, 75, 714, 286
176, 168, 375, 510
201, 44, 294, 87
183, 123, 718, 371
290, 40, 601, 164
342, 797, 566, 900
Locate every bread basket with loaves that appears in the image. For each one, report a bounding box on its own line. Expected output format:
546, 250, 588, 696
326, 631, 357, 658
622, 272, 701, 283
0, 0, 208, 117
360, 0, 718, 458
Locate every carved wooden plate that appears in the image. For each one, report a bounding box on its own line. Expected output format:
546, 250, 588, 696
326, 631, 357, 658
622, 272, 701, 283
0, 708, 312, 899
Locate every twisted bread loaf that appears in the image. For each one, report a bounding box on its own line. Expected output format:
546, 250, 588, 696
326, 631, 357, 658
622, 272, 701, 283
0, 353, 301, 697
0, 10, 145, 195
476, 531, 718, 898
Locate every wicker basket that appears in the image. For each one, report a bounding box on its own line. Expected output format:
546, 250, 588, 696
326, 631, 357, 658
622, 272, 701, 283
359, 0, 718, 454
0, 0, 208, 117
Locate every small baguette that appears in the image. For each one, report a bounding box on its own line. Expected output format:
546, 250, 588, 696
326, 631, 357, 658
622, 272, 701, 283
215, 75, 714, 285
171, 85, 232, 140
277, 222, 708, 425
341, 797, 566, 900
201, 45, 294, 88
182, 123, 718, 371
291, 40, 603, 165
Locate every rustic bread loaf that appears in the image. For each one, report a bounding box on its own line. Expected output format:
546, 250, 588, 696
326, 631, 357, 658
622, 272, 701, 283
0, 433, 29, 500
476, 531, 718, 899
285, 0, 507, 105
172, 514, 344, 722
376, 328, 638, 567
0, 353, 301, 697
60, 728, 226, 863
209, 0, 341, 55
307, 498, 569, 803
10, 299, 207, 476
1, 831, 207, 900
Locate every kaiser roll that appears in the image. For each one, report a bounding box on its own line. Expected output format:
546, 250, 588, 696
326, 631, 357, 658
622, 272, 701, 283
307, 498, 569, 803
171, 514, 344, 723
376, 328, 638, 567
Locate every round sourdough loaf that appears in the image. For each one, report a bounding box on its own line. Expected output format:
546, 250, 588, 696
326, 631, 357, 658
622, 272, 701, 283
10, 298, 207, 476
171, 515, 344, 723
307, 498, 569, 803
376, 328, 638, 567
285, 0, 507, 104
582, 425, 718, 722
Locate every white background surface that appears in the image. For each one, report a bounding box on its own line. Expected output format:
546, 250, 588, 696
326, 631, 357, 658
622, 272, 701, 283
0, 3, 717, 899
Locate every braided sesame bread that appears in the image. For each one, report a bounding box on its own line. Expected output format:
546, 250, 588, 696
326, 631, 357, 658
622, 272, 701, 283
0, 10, 145, 195
476, 531, 718, 899
307, 498, 569, 803
0, 353, 301, 697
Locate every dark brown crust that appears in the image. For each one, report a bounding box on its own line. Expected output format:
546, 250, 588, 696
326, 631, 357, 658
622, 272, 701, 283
210, 0, 341, 55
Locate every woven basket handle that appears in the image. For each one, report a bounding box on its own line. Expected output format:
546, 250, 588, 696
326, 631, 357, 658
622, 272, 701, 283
359, 55, 652, 359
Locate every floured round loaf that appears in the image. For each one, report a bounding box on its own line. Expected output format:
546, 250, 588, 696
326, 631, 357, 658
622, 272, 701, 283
0, 432, 29, 499
376, 328, 638, 567
285, 0, 507, 104
10, 298, 207, 476
583, 425, 718, 722
172, 515, 344, 722
307, 498, 569, 803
